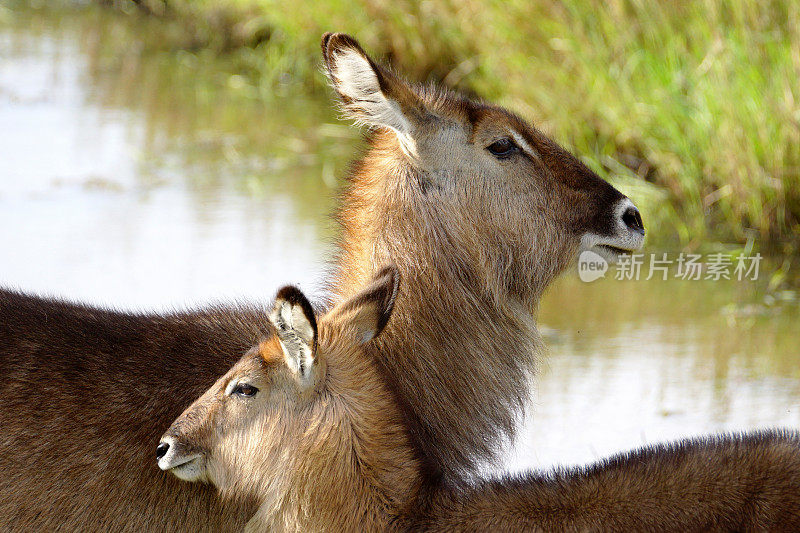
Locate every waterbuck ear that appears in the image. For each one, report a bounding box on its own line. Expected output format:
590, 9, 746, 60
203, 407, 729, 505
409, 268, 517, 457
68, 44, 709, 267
321, 32, 428, 137
328, 265, 400, 344
269, 286, 318, 383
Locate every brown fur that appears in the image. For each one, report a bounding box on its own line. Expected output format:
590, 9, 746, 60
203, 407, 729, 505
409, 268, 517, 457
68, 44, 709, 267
161, 269, 422, 532
163, 280, 800, 532
322, 32, 641, 479
0, 289, 260, 531
409, 429, 800, 532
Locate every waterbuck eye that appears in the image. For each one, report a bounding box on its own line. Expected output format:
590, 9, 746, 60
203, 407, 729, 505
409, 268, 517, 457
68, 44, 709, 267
232, 383, 259, 398
486, 138, 518, 158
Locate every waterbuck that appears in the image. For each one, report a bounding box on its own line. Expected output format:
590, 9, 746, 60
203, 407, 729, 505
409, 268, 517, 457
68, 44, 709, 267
158, 267, 422, 531
161, 271, 800, 532
0, 31, 644, 528
323, 32, 645, 479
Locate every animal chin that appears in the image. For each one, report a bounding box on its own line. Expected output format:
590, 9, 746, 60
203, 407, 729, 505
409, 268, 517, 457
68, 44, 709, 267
588, 242, 641, 264
582, 229, 645, 264
169, 456, 205, 482
597, 243, 634, 255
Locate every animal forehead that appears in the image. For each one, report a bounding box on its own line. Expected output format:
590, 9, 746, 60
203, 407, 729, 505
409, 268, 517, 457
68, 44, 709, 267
257, 336, 286, 365
215, 345, 275, 386
417, 89, 541, 142
449, 105, 539, 157
469, 105, 538, 139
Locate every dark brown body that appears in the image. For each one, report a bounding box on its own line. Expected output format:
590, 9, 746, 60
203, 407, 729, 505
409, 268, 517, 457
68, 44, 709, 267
410, 429, 800, 532
0, 289, 260, 531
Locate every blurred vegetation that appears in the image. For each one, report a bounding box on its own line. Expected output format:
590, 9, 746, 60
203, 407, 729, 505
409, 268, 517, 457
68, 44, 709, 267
13, 0, 800, 256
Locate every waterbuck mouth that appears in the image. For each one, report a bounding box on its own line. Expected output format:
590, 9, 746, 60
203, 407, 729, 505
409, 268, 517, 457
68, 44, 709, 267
162, 455, 205, 482
597, 244, 636, 256
157, 437, 206, 481
581, 232, 644, 263
159, 453, 199, 471
585, 242, 639, 264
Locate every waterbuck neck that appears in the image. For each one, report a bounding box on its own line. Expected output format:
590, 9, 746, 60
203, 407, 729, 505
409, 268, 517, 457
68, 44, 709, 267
333, 131, 543, 480
242, 326, 422, 532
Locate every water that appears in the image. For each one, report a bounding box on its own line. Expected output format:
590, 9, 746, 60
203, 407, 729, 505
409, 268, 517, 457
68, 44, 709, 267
0, 4, 347, 308
1, 5, 798, 472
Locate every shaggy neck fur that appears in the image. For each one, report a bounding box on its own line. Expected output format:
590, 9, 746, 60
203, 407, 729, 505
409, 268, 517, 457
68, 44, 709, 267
333, 131, 549, 480
239, 325, 422, 532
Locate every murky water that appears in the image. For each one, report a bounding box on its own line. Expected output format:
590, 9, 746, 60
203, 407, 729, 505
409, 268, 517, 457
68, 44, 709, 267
1, 5, 798, 472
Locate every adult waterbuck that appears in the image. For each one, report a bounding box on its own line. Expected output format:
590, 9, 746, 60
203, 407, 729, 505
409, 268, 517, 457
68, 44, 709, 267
161, 270, 800, 532
323, 32, 645, 479
0, 31, 642, 529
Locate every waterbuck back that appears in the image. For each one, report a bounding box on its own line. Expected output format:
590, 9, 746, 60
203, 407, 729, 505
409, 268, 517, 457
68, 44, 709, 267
0, 289, 260, 530
409, 430, 800, 532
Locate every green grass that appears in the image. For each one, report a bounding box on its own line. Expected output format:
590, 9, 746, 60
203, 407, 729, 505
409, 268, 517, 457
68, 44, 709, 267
76, 1, 800, 253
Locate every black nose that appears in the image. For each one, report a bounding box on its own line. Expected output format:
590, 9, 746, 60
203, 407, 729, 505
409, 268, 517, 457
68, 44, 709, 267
622, 206, 645, 235
156, 442, 170, 460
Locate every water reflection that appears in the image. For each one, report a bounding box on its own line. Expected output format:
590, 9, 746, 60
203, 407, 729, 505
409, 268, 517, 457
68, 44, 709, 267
0, 5, 350, 308
511, 275, 800, 469
1, 4, 797, 471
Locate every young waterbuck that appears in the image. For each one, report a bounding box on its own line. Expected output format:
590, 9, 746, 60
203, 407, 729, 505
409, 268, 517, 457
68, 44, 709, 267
323, 32, 645, 478
161, 271, 800, 532
158, 267, 423, 531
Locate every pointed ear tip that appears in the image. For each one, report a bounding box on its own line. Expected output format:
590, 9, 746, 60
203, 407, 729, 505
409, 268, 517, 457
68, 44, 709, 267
272, 285, 318, 335
320, 32, 365, 61
275, 285, 304, 305
274, 285, 313, 314
320, 32, 334, 54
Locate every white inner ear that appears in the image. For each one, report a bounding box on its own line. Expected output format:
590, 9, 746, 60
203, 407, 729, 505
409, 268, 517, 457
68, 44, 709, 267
332, 49, 412, 138
358, 325, 377, 345
289, 305, 314, 345
269, 301, 314, 379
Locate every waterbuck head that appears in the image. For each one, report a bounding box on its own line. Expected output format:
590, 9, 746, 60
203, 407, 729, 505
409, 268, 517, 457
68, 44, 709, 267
323, 33, 644, 304
157, 268, 422, 530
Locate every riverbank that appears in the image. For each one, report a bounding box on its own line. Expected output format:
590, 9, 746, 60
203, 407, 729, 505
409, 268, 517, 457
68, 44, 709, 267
10, 1, 800, 259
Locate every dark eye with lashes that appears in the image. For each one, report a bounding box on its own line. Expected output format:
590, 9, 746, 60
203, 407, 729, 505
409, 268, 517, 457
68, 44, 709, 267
232, 383, 259, 398
486, 138, 519, 158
